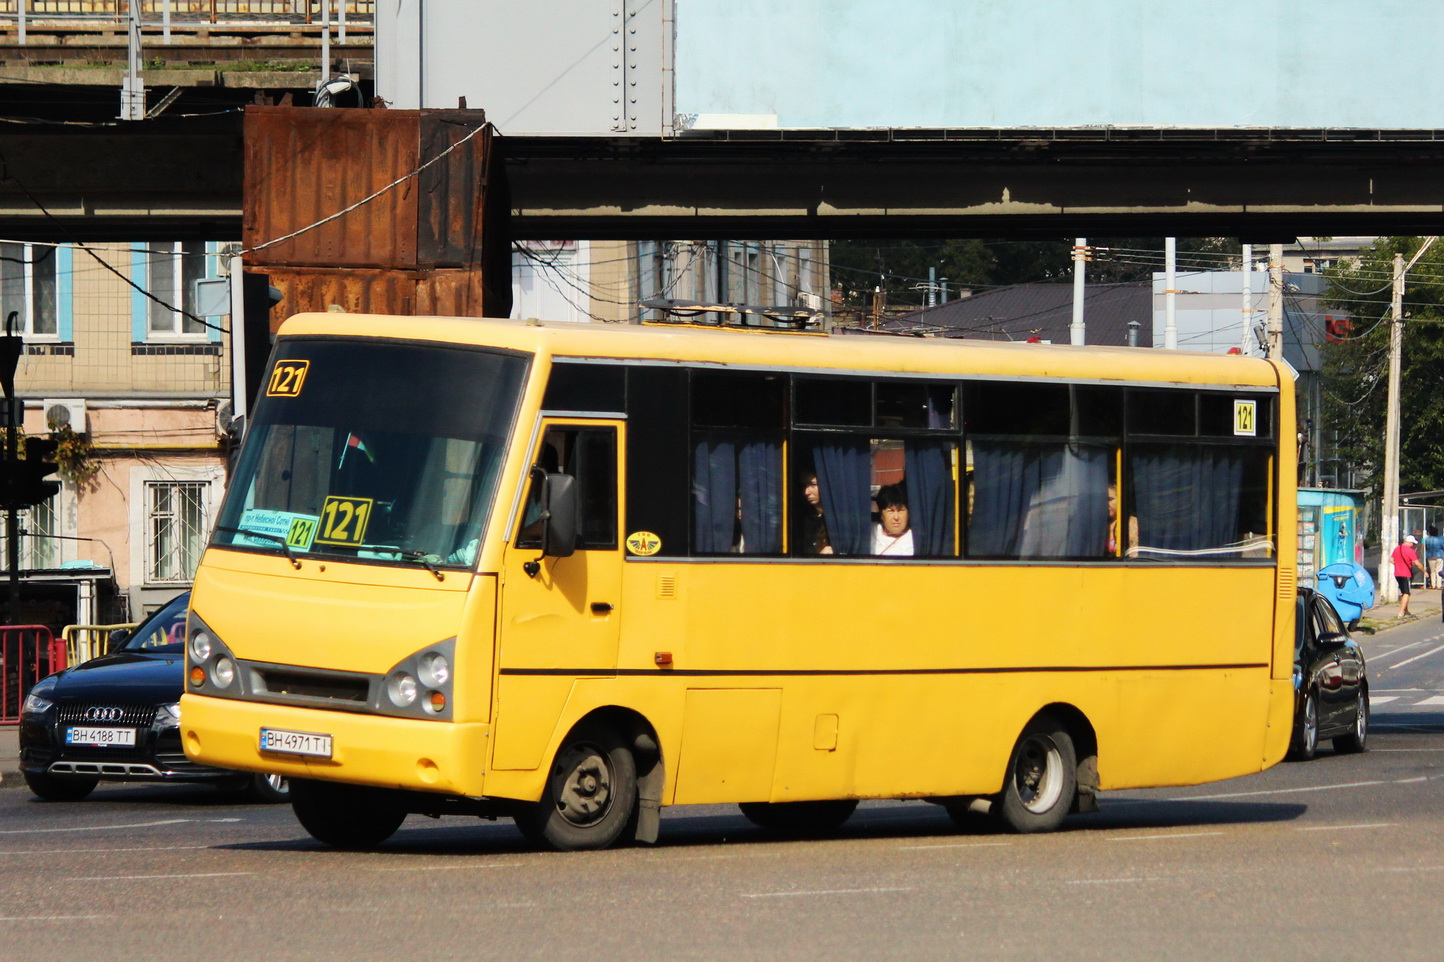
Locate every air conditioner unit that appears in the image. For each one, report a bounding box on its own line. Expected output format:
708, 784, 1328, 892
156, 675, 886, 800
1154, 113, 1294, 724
43, 398, 87, 434
801, 292, 824, 312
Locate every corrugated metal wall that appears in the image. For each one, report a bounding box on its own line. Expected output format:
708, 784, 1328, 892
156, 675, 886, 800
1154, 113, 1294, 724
242, 105, 510, 324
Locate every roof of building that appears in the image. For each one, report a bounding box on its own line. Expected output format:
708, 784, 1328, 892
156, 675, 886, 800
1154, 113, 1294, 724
869, 281, 1154, 347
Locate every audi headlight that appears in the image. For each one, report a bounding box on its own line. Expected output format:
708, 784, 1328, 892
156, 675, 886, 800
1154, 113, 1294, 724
158, 702, 182, 728
22, 692, 53, 715
418, 652, 450, 688
387, 672, 419, 708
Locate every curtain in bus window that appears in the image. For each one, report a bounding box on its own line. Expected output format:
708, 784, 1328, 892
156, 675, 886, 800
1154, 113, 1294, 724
692, 435, 781, 554
813, 439, 872, 556
1131, 444, 1245, 557
738, 440, 782, 554
905, 440, 955, 556
969, 442, 1109, 558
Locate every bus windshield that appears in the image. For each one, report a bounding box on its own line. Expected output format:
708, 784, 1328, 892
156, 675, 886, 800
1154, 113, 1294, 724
212, 339, 528, 569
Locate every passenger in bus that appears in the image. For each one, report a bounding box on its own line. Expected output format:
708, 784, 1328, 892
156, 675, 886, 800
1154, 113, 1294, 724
871, 483, 914, 556
1106, 484, 1139, 556
800, 472, 833, 555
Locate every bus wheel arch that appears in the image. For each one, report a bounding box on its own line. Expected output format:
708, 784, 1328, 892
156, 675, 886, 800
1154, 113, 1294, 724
994, 705, 1096, 833
516, 707, 662, 851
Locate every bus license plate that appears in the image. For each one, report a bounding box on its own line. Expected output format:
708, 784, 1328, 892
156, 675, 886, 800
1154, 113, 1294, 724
66, 726, 136, 747
259, 727, 333, 758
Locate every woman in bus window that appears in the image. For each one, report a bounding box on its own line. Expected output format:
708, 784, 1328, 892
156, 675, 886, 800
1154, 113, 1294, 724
800, 472, 833, 555
872, 483, 914, 557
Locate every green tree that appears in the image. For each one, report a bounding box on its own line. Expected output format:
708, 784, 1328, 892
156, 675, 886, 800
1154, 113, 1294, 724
829, 237, 1238, 308
1321, 236, 1444, 496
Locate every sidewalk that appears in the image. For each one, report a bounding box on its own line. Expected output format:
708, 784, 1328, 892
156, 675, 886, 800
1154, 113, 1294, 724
3, 591, 1441, 791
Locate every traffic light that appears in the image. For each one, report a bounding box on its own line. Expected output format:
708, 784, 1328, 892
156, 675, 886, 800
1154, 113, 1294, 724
0, 435, 61, 510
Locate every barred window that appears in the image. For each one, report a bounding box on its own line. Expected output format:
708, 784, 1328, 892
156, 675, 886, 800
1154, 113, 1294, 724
0, 499, 60, 571
147, 481, 208, 582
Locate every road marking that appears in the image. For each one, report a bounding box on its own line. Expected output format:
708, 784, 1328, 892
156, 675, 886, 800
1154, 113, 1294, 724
0, 845, 211, 857
1297, 823, 1395, 831
1381, 643, 1444, 672
899, 842, 1012, 850
0, 818, 193, 836
0, 916, 107, 922
1415, 695, 1444, 706
374, 863, 523, 872
653, 852, 783, 862
1374, 748, 1444, 752
1168, 777, 1423, 800
1371, 695, 1401, 705
1067, 877, 1166, 885
1109, 832, 1223, 842
740, 887, 913, 898
62, 872, 252, 882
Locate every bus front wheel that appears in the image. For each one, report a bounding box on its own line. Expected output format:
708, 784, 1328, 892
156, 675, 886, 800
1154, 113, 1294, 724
290, 779, 408, 849
994, 714, 1077, 834
516, 723, 638, 851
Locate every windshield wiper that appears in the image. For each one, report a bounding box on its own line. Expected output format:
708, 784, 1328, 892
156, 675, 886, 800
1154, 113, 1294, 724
395, 549, 446, 581
215, 526, 303, 569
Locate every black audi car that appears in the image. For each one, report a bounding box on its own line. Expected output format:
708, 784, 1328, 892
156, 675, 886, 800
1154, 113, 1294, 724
1290, 586, 1370, 761
18, 591, 288, 802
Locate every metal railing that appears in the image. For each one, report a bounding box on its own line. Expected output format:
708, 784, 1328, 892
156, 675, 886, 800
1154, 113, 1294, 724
0, 2, 374, 24
61, 621, 138, 668
1, 624, 64, 725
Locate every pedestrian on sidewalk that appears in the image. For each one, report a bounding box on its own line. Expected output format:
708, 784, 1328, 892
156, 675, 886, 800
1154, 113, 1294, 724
1392, 533, 1425, 619
1426, 526, 1444, 589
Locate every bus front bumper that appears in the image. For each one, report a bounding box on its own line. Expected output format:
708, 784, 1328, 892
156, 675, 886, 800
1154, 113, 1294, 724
180, 693, 491, 797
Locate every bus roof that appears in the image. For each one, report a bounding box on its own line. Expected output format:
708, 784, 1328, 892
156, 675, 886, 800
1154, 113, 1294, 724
276, 313, 1284, 390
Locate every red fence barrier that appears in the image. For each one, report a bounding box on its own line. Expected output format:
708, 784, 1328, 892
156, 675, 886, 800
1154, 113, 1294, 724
1, 625, 64, 725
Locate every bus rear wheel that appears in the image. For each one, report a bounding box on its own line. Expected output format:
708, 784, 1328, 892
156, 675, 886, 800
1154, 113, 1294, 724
993, 714, 1077, 834
290, 779, 408, 850
516, 723, 637, 851
738, 799, 858, 835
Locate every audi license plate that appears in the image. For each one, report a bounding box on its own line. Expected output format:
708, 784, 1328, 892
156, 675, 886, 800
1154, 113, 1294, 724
259, 727, 332, 758
65, 726, 136, 748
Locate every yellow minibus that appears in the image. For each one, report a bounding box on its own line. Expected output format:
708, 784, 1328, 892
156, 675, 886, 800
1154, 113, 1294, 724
182, 312, 1296, 849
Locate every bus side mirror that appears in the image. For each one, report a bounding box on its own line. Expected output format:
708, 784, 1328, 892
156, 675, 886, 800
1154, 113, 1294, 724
541, 472, 578, 559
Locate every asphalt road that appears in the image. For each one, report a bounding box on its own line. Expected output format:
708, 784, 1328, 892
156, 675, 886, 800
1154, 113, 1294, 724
2, 626, 1442, 961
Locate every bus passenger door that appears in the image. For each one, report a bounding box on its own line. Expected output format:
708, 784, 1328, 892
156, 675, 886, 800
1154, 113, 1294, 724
494, 420, 624, 771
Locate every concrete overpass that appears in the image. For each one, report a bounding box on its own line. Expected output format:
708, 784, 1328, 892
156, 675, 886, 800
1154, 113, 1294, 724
5, 114, 1444, 243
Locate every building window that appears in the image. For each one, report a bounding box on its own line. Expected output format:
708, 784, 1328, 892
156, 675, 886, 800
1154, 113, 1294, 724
145, 241, 209, 337
146, 481, 208, 582
0, 241, 58, 337
0, 499, 60, 571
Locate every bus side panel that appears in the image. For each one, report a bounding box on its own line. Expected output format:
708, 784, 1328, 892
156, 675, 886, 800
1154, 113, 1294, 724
630, 563, 1279, 803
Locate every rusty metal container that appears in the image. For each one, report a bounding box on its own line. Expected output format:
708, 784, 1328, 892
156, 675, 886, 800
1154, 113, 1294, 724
243, 105, 510, 322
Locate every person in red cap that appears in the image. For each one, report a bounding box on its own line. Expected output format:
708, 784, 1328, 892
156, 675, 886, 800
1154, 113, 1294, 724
1392, 533, 1425, 619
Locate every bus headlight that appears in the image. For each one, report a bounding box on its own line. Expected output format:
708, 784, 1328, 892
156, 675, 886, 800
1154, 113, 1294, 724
418, 652, 449, 688
190, 632, 213, 663
387, 672, 419, 707
213, 657, 237, 689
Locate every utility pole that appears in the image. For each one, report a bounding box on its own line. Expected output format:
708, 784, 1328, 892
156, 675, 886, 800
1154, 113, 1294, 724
1379, 237, 1438, 601
1380, 252, 1406, 601
1266, 243, 1284, 361
1240, 244, 1254, 353
1163, 237, 1178, 349
120, 0, 145, 120
1070, 238, 1087, 346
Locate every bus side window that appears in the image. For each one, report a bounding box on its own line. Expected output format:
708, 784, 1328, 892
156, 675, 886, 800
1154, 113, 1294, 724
517, 427, 618, 550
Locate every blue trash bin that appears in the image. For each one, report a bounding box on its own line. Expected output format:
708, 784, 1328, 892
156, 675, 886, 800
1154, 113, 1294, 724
1316, 562, 1376, 629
